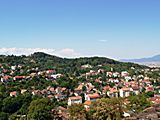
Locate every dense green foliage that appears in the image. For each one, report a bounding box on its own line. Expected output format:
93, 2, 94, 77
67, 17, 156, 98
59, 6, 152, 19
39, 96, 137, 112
28, 98, 53, 120
68, 104, 87, 120
128, 94, 151, 113
0, 52, 146, 73
68, 96, 151, 120
89, 97, 125, 120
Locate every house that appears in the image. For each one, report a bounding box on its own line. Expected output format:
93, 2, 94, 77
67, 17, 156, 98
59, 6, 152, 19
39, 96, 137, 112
68, 96, 82, 106
102, 86, 111, 94
47, 95, 54, 100
13, 76, 25, 81
53, 106, 69, 120
113, 72, 120, 77
131, 86, 140, 95
145, 86, 154, 92
81, 64, 92, 69
61, 87, 67, 92
41, 89, 49, 95
47, 86, 55, 94
55, 87, 62, 94
46, 70, 56, 74
11, 66, 16, 70
32, 90, 41, 95
21, 89, 27, 94
145, 81, 152, 86
30, 73, 37, 77
85, 93, 100, 101
77, 84, 84, 90
84, 100, 92, 110
55, 94, 66, 100
144, 77, 150, 81
121, 71, 129, 77
106, 72, 113, 77
124, 76, 132, 82
109, 78, 119, 83
98, 69, 104, 73
74, 88, 83, 95
51, 74, 62, 79
56, 106, 68, 114
38, 71, 44, 75
1, 75, 11, 82
149, 95, 160, 104
95, 79, 102, 83
108, 89, 119, 97
86, 87, 94, 94
10, 91, 17, 97
119, 87, 131, 97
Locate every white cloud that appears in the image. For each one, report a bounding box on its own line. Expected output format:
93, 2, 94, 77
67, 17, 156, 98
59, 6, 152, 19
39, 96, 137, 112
0, 48, 80, 58
56, 48, 80, 58
98, 40, 108, 42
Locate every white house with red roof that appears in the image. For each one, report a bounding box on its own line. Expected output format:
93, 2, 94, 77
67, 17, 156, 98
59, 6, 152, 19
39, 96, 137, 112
55, 94, 66, 100
121, 71, 129, 77
32, 90, 41, 95
131, 86, 140, 95
119, 87, 131, 97
68, 96, 82, 106
51, 74, 62, 79
145, 86, 154, 92
10, 91, 17, 97
149, 95, 160, 104
106, 72, 113, 77
46, 70, 56, 74
21, 89, 27, 94
85, 93, 100, 101
13, 76, 25, 80
108, 89, 119, 97
84, 100, 92, 110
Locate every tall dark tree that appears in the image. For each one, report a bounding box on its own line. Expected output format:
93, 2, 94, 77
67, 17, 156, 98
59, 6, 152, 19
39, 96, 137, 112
68, 104, 87, 120
28, 98, 53, 120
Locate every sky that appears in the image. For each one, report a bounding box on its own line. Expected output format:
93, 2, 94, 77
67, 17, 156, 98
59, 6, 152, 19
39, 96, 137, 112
0, 0, 160, 59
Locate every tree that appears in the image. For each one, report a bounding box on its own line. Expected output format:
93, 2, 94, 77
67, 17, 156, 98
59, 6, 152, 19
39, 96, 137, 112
0, 112, 9, 120
18, 93, 32, 115
2, 96, 23, 113
128, 94, 151, 113
28, 98, 53, 120
145, 91, 154, 98
82, 86, 86, 92
90, 98, 125, 120
80, 93, 85, 103
68, 104, 87, 120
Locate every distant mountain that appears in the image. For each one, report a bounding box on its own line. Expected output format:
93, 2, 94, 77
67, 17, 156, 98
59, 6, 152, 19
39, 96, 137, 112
121, 54, 160, 63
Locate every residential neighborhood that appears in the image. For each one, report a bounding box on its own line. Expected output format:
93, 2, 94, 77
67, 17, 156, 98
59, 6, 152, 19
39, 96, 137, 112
0, 53, 160, 119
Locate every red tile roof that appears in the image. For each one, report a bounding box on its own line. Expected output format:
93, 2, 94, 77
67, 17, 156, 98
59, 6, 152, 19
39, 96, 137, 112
69, 96, 82, 100
48, 95, 54, 98
121, 87, 131, 91
103, 86, 110, 90
61, 88, 67, 91
10, 91, 17, 96
50, 88, 55, 92
87, 93, 100, 99
132, 86, 139, 90
47, 70, 56, 73
149, 97, 160, 104
15, 76, 25, 79
110, 89, 118, 93
84, 100, 92, 106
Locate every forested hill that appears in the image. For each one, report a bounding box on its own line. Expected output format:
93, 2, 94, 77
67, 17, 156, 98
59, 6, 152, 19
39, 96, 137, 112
0, 52, 147, 72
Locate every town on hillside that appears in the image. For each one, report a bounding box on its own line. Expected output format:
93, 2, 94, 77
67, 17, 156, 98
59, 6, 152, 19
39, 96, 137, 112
0, 54, 160, 120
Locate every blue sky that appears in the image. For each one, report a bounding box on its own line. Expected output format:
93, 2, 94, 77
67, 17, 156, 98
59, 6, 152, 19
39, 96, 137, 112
0, 0, 160, 59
